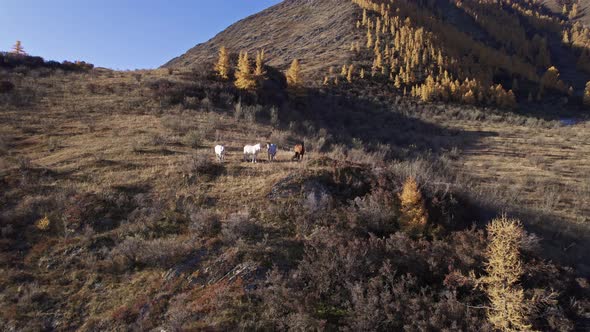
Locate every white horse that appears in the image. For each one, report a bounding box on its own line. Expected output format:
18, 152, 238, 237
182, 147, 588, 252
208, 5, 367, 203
243, 143, 262, 163
267, 143, 277, 162
214, 145, 225, 162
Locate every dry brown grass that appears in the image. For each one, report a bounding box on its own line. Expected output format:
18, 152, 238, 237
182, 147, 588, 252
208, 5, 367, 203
1, 65, 589, 330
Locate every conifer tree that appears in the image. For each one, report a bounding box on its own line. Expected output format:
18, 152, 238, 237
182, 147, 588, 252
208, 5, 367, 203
254, 49, 266, 77
482, 216, 531, 331
215, 46, 230, 79
286, 59, 301, 87
394, 75, 402, 89
570, 3, 579, 20
584, 82, 590, 106
11, 40, 26, 55
347, 64, 354, 83
235, 51, 255, 90
540, 66, 565, 95
367, 27, 373, 49
563, 31, 571, 44
399, 176, 428, 232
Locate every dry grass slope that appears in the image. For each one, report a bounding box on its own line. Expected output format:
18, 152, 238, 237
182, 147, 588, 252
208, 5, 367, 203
164, 0, 359, 79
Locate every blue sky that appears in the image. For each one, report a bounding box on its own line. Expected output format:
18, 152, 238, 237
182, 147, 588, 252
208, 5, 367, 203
0, 0, 282, 70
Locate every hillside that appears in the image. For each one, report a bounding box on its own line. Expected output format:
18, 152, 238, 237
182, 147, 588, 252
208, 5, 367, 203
1, 0, 590, 331
164, 0, 359, 76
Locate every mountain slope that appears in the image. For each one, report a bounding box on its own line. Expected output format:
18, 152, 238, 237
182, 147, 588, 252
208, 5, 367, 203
164, 0, 359, 76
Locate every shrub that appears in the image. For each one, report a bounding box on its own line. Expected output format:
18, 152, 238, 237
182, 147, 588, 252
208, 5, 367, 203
183, 130, 202, 148
189, 210, 221, 237
221, 212, 261, 243
0, 81, 15, 94
110, 236, 194, 269
183, 152, 224, 183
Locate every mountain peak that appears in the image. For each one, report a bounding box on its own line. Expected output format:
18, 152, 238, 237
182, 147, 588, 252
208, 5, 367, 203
164, 0, 359, 77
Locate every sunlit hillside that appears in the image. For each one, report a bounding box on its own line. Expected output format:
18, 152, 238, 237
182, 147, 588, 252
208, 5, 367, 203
1, 0, 589, 330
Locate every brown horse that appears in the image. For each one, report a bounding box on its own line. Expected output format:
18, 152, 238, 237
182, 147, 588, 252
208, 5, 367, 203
292, 143, 305, 161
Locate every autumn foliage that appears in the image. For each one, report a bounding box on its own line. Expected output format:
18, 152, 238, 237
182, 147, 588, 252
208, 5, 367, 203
398, 176, 428, 232
235, 51, 256, 90
215, 46, 231, 80
482, 216, 531, 331
286, 59, 301, 87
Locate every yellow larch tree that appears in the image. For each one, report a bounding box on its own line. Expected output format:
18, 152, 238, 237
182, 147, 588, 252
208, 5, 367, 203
584, 82, 590, 106
399, 176, 428, 231
286, 59, 301, 87
367, 26, 373, 49
255, 49, 266, 77
11, 40, 26, 55
215, 46, 230, 80
347, 64, 354, 83
482, 216, 531, 331
235, 51, 256, 90
540, 66, 565, 96
570, 3, 579, 20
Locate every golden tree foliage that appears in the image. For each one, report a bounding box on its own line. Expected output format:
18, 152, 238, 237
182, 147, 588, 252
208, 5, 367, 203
399, 176, 428, 230
349, 0, 568, 108
569, 3, 579, 20
254, 49, 266, 77
215, 46, 231, 80
235, 51, 256, 90
366, 27, 373, 49
11, 40, 26, 55
540, 66, 566, 96
35, 215, 50, 231
286, 59, 301, 87
482, 216, 531, 331
347, 64, 354, 83
584, 82, 590, 106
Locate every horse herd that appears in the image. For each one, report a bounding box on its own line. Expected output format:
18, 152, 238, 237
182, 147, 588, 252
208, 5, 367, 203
214, 143, 305, 163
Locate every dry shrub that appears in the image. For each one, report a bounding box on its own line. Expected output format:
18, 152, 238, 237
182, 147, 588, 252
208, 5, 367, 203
0, 80, 14, 94
221, 212, 261, 243
269, 130, 290, 149
183, 130, 202, 148
351, 187, 398, 235
0, 135, 8, 156
109, 236, 194, 269
189, 210, 221, 237
183, 152, 223, 181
